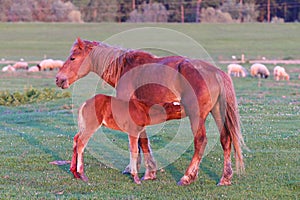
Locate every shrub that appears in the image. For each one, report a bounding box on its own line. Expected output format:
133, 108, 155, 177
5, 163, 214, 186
0, 87, 71, 106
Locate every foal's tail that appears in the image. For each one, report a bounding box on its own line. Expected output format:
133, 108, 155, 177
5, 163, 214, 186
220, 72, 245, 174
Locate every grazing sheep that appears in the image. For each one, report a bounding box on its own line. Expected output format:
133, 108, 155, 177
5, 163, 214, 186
273, 66, 289, 81
28, 65, 41, 72
250, 63, 270, 78
52, 60, 64, 70
13, 61, 28, 70
38, 59, 64, 71
2, 65, 16, 72
227, 64, 247, 77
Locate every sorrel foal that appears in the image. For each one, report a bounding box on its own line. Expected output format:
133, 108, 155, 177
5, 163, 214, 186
71, 94, 184, 184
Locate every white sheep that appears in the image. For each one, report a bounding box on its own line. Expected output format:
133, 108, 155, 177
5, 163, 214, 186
13, 61, 28, 70
38, 59, 64, 70
2, 65, 16, 72
28, 66, 41, 72
273, 66, 289, 81
250, 63, 270, 79
227, 64, 247, 77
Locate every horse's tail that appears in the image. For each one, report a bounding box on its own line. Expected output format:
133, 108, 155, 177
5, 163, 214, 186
219, 72, 245, 174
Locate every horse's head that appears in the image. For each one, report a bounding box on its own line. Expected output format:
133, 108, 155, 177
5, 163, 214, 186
56, 37, 97, 89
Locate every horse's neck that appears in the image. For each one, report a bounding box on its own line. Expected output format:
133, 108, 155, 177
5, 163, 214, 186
90, 44, 126, 87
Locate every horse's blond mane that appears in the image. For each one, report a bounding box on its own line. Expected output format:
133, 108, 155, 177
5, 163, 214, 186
89, 43, 129, 86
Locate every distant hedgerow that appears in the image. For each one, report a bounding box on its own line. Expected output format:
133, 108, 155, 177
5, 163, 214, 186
0, 87, 71, 106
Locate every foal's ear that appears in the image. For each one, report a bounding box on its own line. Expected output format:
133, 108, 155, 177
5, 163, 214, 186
77, 37, 84, 49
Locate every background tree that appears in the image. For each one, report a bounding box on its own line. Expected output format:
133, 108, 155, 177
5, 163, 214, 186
127, 1, 168, 22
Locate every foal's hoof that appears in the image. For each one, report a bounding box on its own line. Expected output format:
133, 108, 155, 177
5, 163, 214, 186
79, 173, 89, 182
122, 165, 131, 175
72, 171, 89, 182
133, 175, 141, 184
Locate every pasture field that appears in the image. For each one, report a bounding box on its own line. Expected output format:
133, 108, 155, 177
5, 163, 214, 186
0, 23, 299, 199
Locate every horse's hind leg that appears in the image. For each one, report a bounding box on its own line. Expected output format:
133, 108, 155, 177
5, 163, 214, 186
211, 101, 233, 186
178, 116, 207, 186
218, 129, 233, 186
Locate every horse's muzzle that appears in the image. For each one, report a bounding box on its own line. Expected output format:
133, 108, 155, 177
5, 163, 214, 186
56, 75, 69, 89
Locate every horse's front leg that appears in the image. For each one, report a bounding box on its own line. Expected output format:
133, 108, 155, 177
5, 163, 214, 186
70, 132, 88, 182
128, 133, 142, 184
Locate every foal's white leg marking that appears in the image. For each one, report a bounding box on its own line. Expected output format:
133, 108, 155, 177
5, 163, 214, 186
130, 152, 139, 174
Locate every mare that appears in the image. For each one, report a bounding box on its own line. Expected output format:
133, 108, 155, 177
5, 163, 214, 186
56, 38, 245, 186
72, 94, 184, 184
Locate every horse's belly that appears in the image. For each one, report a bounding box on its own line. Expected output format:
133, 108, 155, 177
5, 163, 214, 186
134, 83, 180, 104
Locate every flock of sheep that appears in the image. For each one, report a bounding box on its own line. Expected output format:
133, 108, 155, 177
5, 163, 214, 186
1, 59, 64, 72
1, 59, 298, 81
227, 63, 294, 81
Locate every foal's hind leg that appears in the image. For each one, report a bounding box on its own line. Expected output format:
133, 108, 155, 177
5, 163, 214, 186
128, 134, 142, 184
140, 131, 157, 181
123, 130, 157, 181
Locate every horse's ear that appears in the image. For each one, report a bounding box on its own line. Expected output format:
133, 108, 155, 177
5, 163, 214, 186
77, 37, 84, 49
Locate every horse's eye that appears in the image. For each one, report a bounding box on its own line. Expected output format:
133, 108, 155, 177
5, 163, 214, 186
70, 57, 75, 61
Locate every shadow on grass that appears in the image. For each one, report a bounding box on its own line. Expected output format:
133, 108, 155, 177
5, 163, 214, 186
7, 126, 72, 174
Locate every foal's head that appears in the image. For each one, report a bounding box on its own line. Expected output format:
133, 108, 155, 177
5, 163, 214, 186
56, 38, 97, 89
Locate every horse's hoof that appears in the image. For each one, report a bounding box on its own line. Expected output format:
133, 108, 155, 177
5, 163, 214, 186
177, 176, 190, 186
217, 180, 231, 186
217, 176, 232, 186
177, 175, 197, 186
141, 171, 156, 181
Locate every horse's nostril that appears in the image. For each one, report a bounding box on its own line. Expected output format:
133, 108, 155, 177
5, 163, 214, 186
56, 76, 66, 86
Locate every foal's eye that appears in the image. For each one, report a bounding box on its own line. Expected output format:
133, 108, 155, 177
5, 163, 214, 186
70, 57, 75, 61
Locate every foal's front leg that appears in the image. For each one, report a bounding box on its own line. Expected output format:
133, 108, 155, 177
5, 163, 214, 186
128, 134, 142, 184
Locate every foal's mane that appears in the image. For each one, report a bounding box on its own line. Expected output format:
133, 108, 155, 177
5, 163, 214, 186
89, 42, 155, 86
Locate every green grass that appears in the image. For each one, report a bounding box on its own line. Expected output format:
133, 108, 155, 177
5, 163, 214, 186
0, 23, 299, 61
0, 23, 299, 199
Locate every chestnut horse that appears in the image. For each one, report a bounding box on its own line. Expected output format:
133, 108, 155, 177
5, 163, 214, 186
56, 38, 245, 186
72, 94, 184, 184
